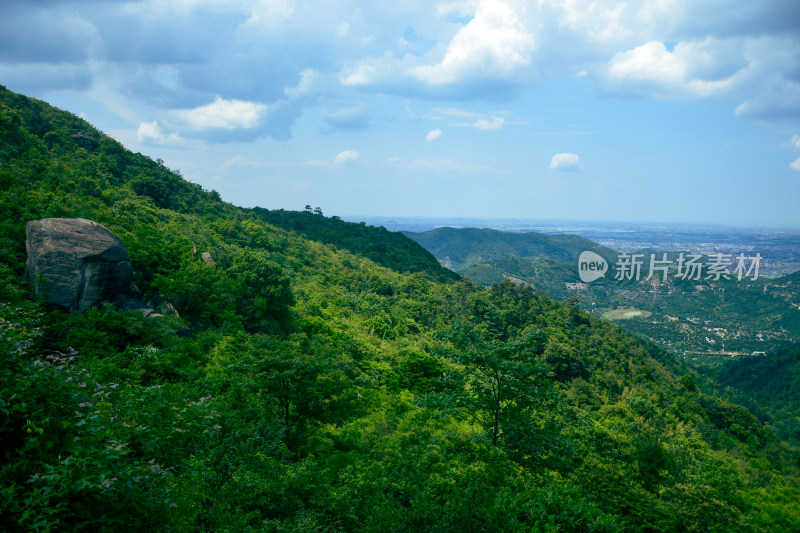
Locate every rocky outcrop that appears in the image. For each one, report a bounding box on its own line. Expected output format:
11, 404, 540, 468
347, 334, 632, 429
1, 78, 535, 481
149, 293, 179, 317
201, 252, 216, 265
114, 293, 157, 317
26, 218, 135, 312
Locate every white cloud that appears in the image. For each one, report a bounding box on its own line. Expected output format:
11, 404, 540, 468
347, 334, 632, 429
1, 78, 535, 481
599, 34, 800, 120
334, 149, 359, 165
173, 97, 267, 130
791, 158, 800, 172
426, 129, 443, 141
604, 39, 744, 98
410, 0, 536, 85
550, 152, 581, 171
473, 115, 504, 130
547, 0, 631, 43
791, 135, 800, 150
136, 120, 182, 145
608, 41, 687, 84
284, 68, 323, 98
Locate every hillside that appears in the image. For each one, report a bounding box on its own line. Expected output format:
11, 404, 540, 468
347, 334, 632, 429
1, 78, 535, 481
2, 85, 800, 532
711, 344, 800, 446
404, 226, 617, 271
403, 227, 621, 301
406, 226, 800, 359
251, 207, 459, 283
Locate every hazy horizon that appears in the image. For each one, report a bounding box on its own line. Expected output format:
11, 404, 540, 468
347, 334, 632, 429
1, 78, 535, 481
346, 215, 800, 232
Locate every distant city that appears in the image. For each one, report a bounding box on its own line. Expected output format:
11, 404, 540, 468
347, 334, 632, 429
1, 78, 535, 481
352, 217, 800, 278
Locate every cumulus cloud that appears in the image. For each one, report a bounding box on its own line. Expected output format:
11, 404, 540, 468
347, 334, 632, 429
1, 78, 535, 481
155, 89, 311, 142
426, 129, 443, 141
172, 97, 267, 130
603, 39, 744, 97
597, 33, 800, 122
136, 121, 182, 145
545, 0, 631, 43
409, 0, 536, 85
550, 152, 581, 171
473, 115, 504, 130
340, 0, 537, 96
2, 0, 799, 135
334, 149, 359, 165
791, 158, 800, 172
608, 41, 687, 84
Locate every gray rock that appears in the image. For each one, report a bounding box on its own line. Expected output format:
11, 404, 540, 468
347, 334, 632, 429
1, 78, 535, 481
149, 292, 180, 317
26, 218, 134, 312
113, 293, 157, 317
201, 251, 216, 265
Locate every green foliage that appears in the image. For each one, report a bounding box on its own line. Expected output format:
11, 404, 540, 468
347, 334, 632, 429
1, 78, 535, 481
1, 84, 799, 532
440, 323, 555, 455
252, 207, 460, 283
406, 225, 800, 357
0, 304, 174, 532
710, 345, 800, 445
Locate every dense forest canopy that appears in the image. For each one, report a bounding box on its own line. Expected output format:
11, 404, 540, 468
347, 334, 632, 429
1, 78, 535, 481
1, 85, 800, 532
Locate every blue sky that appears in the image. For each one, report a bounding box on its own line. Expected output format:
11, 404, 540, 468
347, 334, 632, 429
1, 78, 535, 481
2, 0, 800, 227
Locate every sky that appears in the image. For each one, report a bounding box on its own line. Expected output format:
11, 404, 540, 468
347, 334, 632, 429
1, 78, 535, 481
2, 0, 800, 228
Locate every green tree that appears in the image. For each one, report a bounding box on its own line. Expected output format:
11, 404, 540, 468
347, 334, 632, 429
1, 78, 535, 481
227, 249, 294, 332
442, 323, 550, 447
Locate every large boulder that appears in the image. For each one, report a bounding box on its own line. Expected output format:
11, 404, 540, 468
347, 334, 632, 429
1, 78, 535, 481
26, 218, 134, 312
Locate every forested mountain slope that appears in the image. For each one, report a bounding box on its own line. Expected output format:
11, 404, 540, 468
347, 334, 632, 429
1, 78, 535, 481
406, 225, 800, 357
251, 207, 459, 283
712, 344, 800, 446
2, 85, 800, 532
404, 226, 617, 271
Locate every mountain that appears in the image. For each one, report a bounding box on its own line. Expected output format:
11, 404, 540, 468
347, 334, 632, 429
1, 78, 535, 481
403, 227, 621, 300
711, 344, 800, 446
406, 226, 800, 360
251, 207, 460, 283
2, 84, 800, 532
404, 226, 617, 271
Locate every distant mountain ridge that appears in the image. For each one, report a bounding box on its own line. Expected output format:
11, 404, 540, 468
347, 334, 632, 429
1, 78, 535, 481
403, 226, 617, 272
